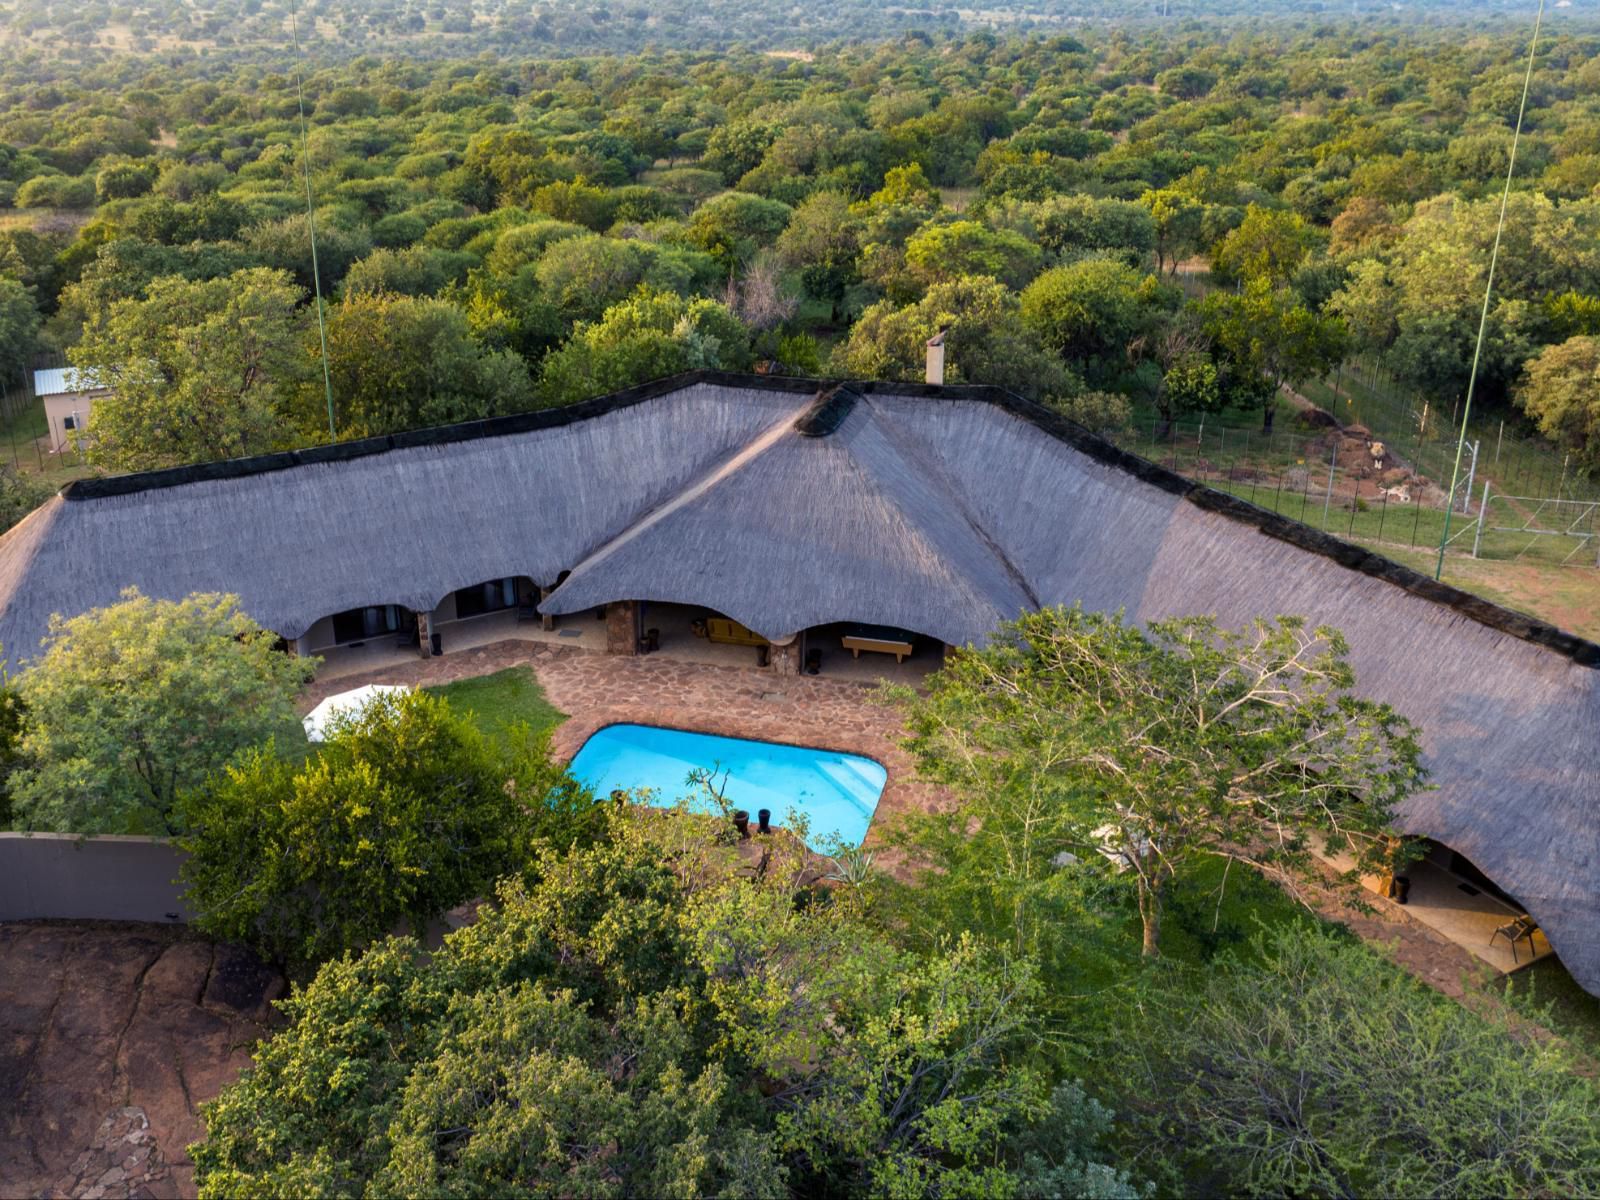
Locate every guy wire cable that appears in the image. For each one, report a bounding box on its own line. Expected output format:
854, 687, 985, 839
289, 0, 337, 442
1435, 0, 1544, 580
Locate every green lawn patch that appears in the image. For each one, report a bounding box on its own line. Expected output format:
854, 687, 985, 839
1499, 957, 1600, 1057
424, 666, 566, 746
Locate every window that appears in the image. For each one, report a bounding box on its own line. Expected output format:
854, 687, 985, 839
454, 578, 518, 619
330, 605, 403, 645
62, 415, 77, 431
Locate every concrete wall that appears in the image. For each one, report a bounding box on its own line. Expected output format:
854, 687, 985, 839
0, 833, 191, 923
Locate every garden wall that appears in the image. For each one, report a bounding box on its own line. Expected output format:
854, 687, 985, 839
0, 833, 190, 923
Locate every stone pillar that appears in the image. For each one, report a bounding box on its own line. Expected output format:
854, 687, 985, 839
417, 610, 434, 658
943, 642, 960, 664
768, 636, 801, 675
605, 601, 639, 656
539, 585, 556, 631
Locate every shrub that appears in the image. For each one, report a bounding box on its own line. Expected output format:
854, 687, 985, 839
178, 689, 590, 972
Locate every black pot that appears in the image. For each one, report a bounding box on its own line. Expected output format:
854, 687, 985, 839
758, 808, 772, 834
430, 631, 442, 656
733, 810, 750, 839
1392, 875, 1411, 905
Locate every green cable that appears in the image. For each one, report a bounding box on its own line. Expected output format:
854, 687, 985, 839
1435, 0, 1545, 580
289, 0, 336, 443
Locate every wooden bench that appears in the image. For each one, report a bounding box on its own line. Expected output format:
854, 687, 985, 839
705, 617, 768, 647
841, 633, 913, 663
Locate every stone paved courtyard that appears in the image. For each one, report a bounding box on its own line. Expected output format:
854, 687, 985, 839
303, 639, 1545, 1003
301, 639, 950, 850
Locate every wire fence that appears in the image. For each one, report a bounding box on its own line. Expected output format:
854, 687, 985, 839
1295, 355, 1600, 506
1114, 415, 1600, 570
0, 353, 89, 478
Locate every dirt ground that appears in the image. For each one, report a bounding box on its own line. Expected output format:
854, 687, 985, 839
0, 923, 282, 1199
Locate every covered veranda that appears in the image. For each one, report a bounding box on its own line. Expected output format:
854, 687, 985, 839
302, 577, 611, 682
623, 601, 947, 685
1316, 837, 1555, 975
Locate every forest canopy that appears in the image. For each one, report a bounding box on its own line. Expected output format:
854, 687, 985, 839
2, 8, 1599, 481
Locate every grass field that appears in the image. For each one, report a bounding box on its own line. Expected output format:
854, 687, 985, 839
424, 666, 567, 745
0, 395, 94, 491
1499, 958, 1600, 1058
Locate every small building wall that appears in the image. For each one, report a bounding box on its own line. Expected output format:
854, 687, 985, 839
0, 833, 190, 922
42, 391, 102, 453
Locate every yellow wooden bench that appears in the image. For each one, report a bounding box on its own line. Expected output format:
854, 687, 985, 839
705, 617, 768, 647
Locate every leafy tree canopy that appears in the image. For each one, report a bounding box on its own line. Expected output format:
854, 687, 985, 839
10, 588, 314, 835
191, 809, 1134, 1199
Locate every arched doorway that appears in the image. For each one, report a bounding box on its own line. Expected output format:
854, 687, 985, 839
799, 621, 947, 683
297, 601, 418, 680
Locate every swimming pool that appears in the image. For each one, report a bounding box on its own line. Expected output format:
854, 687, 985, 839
567, 724, 887, 849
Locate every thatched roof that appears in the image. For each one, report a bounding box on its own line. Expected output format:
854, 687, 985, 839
1, 370, 1596, 994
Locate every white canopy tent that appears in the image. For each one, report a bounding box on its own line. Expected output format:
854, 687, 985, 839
302, 684, 414, 743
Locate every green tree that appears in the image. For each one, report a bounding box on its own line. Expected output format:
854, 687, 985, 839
1131, 316, 1225, 436
904, 219, 1042, 291
1200, 278, 1348, 430
1116, 922, 1600, 1197
537, 287, 752, 406
1211, 203, 1316, 287
685, 191, 793, 269
995, 193, 1156, 265
774, 191, 862, 323
10, 589, 314, 835
0, 466, 49, 534
310, 291, 533, 439
1138, 187, 1203, 275
339, 244, 474, 300
896, 607, 1423, 958
178, 690, 581, 972
834, 275, 1079, 403
71, 268, 308, 471
1515, 336, 1600, 471
528, 178, 618, 231
0, 657, 24, 829
191, 810, 1126, 1197
1020, 258, 1154, 371
0, 277, 40, 387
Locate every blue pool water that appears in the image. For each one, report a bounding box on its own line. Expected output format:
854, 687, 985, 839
568, 724, 887, 848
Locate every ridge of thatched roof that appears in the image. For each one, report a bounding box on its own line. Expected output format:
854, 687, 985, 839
2, 369, 1597, 994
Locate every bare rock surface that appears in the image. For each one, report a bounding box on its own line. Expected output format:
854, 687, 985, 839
0, 922, 282, 1199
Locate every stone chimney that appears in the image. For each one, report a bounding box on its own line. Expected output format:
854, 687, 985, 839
925, 330, 946, 385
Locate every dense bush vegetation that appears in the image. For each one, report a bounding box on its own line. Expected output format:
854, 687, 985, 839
2, 14, 1599, 482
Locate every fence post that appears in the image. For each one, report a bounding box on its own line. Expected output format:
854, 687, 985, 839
1460, 439, 1478, 515
1411, 493, 1422, 548
1472, 481, 1490, 559
1321, 444, 1338, 530
1376, 493, 1388, 544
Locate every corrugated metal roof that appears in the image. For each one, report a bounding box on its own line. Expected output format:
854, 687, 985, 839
32, 367, 107, 397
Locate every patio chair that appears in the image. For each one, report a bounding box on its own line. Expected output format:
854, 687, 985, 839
1490, 914, 1540, 963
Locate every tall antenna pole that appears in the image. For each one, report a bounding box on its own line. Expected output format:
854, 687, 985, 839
289, 0, 336, 442
1435, 0, 1544, 580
